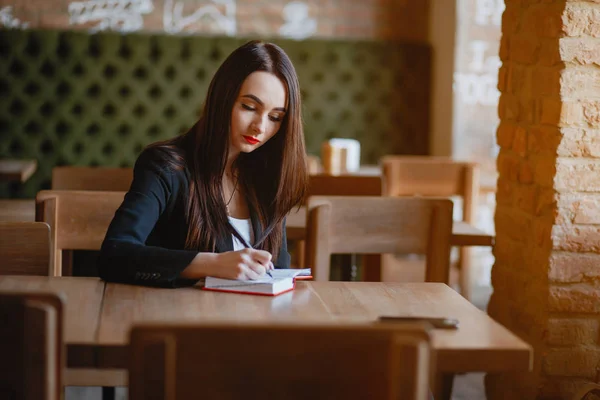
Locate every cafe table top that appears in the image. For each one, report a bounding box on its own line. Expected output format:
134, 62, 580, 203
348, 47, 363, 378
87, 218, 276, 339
0, 276, 530, 374
286, 206, 494, 247
0, 159, 37, 182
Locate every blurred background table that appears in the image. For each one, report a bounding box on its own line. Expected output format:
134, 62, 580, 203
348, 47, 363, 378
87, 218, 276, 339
0, 159, 37, 182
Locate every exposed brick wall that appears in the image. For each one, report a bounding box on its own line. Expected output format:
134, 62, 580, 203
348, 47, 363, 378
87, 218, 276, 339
488, 0, 600, 398
0, 0, 429, 41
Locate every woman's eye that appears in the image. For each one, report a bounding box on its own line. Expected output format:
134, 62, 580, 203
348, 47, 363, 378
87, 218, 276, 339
241, 103, 255, 111
269, 115, 282, 122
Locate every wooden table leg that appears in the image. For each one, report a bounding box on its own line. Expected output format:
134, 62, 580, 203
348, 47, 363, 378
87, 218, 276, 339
102, 387, 115, 400
434, 372, 454, 400
459, 247, 472, 301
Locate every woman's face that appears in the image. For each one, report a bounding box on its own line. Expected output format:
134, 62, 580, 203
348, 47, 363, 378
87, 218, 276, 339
229, 71, 288, 156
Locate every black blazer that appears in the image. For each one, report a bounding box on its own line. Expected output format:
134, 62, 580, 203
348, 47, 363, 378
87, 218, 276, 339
98, 148, 291, 288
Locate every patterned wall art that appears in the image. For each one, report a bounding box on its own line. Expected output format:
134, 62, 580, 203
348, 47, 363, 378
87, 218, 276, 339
279, 1, 316, 40
163, 0, 236, 35
68, 0, 154, 32
0, 6, 29, 28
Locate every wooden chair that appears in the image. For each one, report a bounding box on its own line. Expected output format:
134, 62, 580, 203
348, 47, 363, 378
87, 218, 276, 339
51, 166, 133, 191
0, 199, 35, 222
0, 222, 51, 275
0, 292, 64, 400
291, 174, 383, 270
35, 190, 125, 276
381, 156, 479, 300
306, 196, 453, 283
129, 322, 432, 400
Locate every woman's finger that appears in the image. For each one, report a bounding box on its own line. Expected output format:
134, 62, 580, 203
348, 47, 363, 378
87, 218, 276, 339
243, 265, 261, 280
249, 249, 272, 265
248, 261, 266, 277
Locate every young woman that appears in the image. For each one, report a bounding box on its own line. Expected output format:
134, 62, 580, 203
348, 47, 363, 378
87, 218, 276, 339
98, 40, 308, 287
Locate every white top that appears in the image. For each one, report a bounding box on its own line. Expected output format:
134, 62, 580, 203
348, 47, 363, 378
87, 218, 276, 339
228, 216, 253, 251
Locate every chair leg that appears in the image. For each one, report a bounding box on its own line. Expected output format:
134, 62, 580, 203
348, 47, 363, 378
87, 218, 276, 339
62, 250, 74, 276
434, 372, 454, 400
102, 387, 115, 400
459, 247, 472, 301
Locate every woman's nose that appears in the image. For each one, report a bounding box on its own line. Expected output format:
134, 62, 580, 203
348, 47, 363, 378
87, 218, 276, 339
251, 114, 267, 134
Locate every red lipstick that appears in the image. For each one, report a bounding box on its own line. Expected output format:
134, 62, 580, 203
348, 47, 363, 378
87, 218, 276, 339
243, 135, 260, 145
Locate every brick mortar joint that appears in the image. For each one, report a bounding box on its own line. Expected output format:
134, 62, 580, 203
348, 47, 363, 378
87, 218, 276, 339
550, 279, 600, 288
549, 311, 600, 319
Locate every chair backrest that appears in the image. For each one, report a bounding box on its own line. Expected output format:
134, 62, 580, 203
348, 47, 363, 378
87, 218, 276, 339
306, 196, 453, 282
381, 156, 479, 224
308, 174, 382, 200
0, 292, 64, 400
51, 166, 133, 191
129, 322, 432, 400
35, 190, 125, 275
0, 222, 51, 276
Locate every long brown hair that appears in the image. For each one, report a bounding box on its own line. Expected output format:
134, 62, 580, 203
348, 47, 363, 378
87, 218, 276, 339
148, 40, 308, 259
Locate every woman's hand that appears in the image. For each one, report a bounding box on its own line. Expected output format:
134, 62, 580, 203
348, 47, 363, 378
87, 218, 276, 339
183, 249, 274, 280
213, 248, 274, 280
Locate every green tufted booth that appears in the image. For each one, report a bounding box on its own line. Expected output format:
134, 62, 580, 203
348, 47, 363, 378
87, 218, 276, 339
0, 29, 430, 198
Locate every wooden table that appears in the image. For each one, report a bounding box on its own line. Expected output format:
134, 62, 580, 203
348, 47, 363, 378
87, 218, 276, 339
0, 199, 35, 222
0, 276, 530, 374
286, 206, 494, 247
0, 277, 105, 341
0, 159, 37, 182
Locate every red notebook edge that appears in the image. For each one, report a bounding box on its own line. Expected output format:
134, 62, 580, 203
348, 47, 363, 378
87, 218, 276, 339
294, 275, 313, 280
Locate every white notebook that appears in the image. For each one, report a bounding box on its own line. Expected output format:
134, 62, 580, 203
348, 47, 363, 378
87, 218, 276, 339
203, 269, 312, 296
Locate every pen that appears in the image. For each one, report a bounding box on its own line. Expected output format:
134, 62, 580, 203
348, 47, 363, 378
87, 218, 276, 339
234, 232, 273, 279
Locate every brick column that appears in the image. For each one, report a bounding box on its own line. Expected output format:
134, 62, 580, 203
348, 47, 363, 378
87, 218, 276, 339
488, 0, 600, 398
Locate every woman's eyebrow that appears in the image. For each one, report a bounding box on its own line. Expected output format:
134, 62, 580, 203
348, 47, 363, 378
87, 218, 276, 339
241, 94, 286, 112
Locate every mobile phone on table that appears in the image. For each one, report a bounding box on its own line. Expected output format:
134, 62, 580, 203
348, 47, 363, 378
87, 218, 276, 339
378, 316, 459, 330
